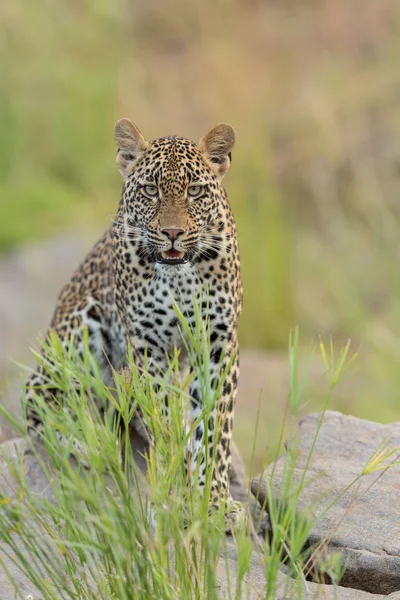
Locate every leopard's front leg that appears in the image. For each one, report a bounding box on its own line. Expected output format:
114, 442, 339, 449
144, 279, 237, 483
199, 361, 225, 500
119, 344, 167, 445
189, 336, 245, 531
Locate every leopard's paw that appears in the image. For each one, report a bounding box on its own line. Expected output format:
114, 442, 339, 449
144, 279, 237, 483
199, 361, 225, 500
224, 499, 247, 534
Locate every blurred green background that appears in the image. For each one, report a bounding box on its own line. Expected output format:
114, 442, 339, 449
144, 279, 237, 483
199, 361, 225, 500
2, 0, 400, 468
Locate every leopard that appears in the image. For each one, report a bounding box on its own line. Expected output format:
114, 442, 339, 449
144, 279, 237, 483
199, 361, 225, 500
24, 118, 243, 527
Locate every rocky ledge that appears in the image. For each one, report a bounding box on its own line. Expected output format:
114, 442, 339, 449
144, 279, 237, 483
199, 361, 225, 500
253, 411, 400, 598
1, 412, 400, 599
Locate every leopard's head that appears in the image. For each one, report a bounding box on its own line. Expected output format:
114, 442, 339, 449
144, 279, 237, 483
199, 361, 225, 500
114, 119, 235, 266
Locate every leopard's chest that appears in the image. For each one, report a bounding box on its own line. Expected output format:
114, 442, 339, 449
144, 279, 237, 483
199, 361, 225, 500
121, 263, 204, 352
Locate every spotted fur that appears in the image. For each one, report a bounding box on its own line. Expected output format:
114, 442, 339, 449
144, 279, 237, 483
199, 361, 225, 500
24, 120, 243, 525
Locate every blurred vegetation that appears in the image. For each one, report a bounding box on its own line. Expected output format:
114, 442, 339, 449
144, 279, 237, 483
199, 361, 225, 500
2, 0, 400, 445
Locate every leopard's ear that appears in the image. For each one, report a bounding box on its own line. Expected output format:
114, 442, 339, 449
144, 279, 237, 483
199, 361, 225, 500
198, 123, 235, 179
114, 119, 149, 180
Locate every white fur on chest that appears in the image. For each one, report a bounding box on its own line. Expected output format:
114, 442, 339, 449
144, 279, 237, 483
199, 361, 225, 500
127, 263, 203, 353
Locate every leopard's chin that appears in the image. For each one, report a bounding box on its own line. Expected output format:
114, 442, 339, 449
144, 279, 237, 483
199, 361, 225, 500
157, 249, 189, 265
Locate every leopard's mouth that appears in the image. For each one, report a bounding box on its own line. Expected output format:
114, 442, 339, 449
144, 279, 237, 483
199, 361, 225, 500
157, 249, 188, 265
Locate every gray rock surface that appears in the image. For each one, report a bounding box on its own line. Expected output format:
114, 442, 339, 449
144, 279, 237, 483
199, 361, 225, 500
219, 542, 400, 599
2, 430, 399, 599
252, 411, 400, 596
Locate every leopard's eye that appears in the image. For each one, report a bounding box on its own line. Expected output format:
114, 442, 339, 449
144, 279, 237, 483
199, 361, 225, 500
187, 185, 204, 199
142, 185, 159, 199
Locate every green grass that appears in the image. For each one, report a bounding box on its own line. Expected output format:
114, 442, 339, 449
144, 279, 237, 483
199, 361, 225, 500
0, 312, 398, 598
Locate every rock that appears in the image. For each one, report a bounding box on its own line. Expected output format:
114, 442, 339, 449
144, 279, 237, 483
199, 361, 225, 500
2, 432, 400, 599
252, 411, 400, 595
218, 541, 400, 599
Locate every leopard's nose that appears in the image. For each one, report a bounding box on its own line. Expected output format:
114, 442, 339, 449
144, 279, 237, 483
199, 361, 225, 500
161, 228, 185, 242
